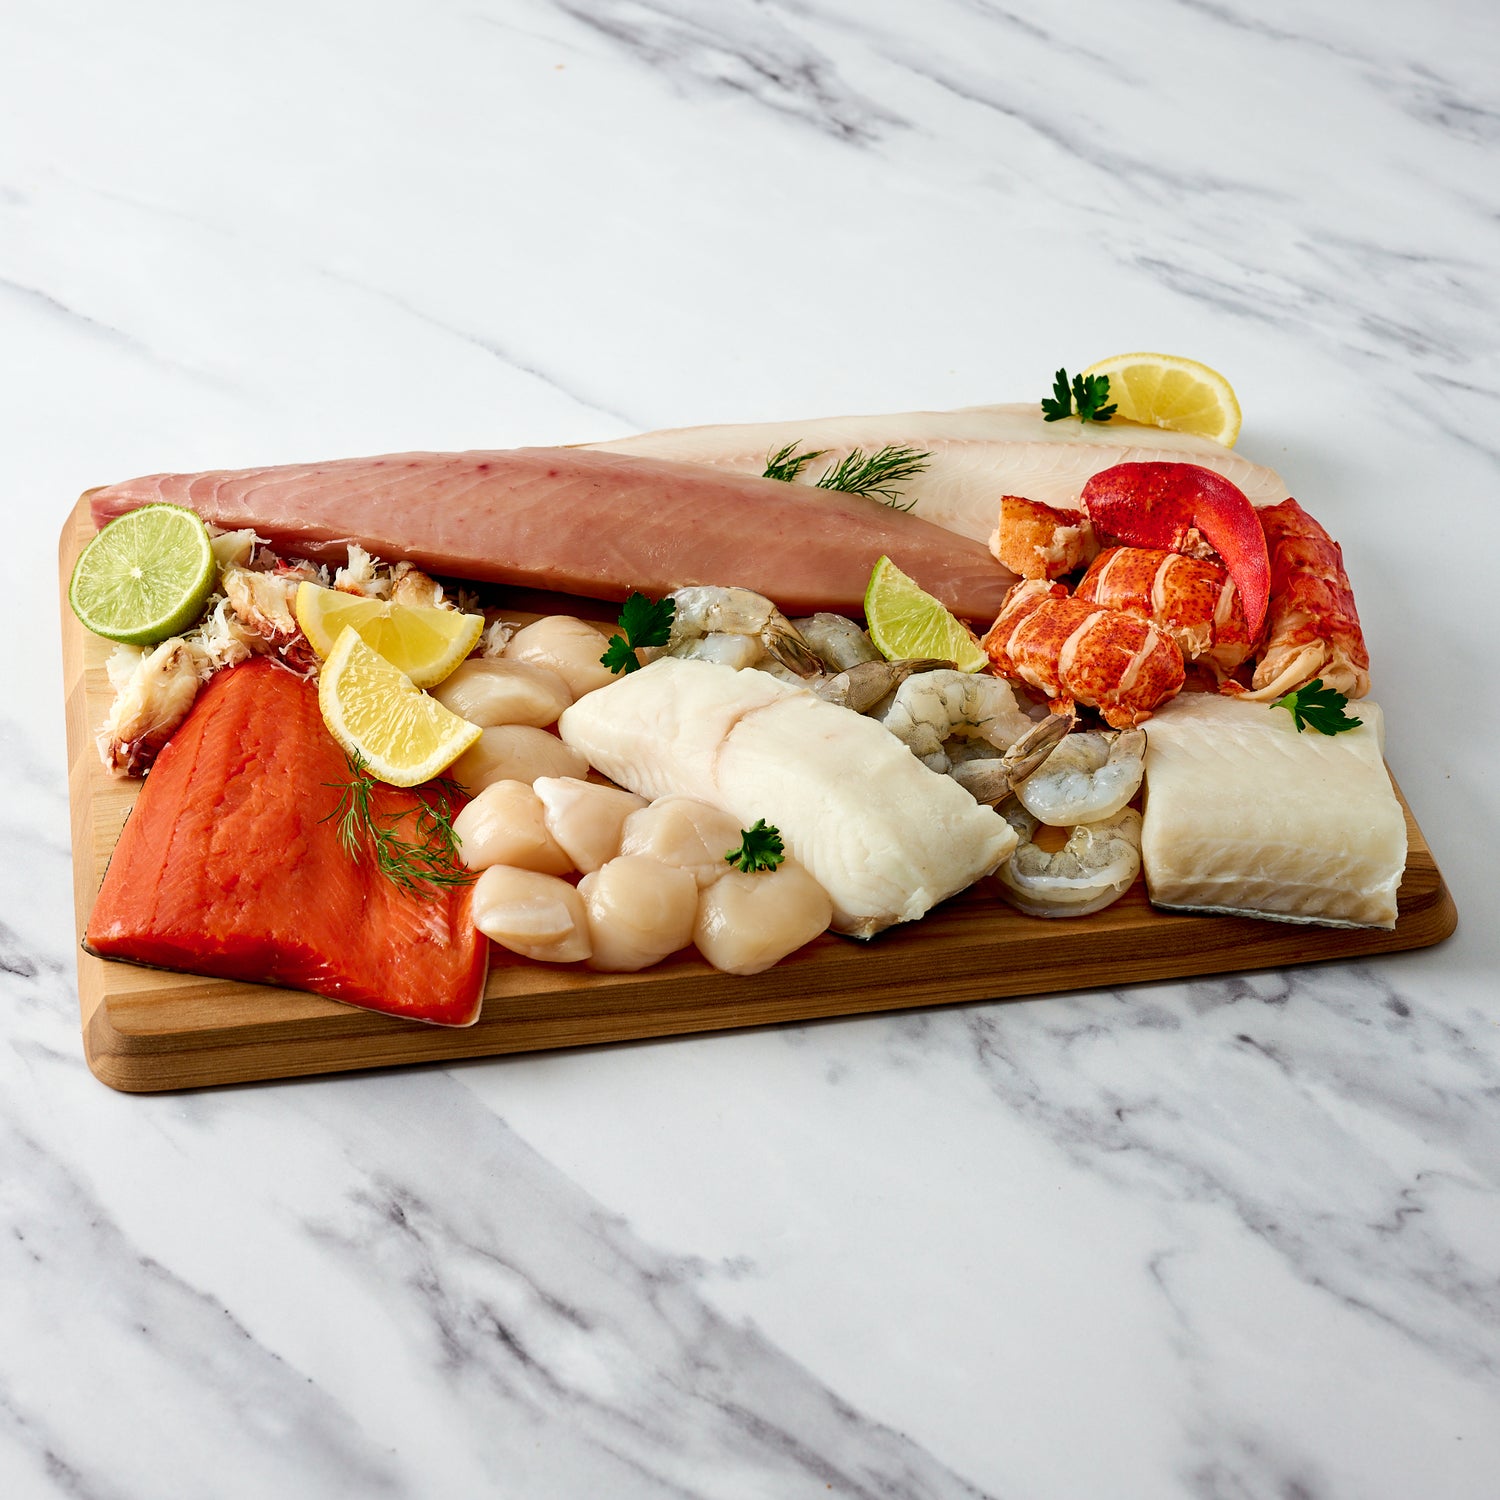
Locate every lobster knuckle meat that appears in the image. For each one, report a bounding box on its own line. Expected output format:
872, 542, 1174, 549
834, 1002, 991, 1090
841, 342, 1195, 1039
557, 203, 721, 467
1080, 462, 1270, 639
1075, 546, 1257, 684
990, 495, 1099, 580
1248, 498, 1370, 700
981, 580, 1185, 729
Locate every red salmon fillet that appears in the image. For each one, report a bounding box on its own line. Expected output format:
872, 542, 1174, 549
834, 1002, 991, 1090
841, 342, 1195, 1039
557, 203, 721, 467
87, 447, 1015, 622
85, 660, 488, 1027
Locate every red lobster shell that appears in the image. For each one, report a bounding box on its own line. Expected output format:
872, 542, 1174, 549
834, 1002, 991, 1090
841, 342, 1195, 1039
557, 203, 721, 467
1074, 545, 1258, 684
980, 580, 1185, 729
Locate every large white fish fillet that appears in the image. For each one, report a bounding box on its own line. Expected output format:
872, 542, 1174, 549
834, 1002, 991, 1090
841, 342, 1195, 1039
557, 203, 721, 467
589, 403, 1292, 545
557, 658, 1017, 937
1140, 694, 1405, 928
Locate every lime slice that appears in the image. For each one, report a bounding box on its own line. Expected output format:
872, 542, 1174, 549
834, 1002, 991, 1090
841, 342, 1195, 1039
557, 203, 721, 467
1080, 352, 1242, 447
69, 504, 217, 645
864, 556, 988, 672
295, 581, 483, 689
318, 626, 482, 786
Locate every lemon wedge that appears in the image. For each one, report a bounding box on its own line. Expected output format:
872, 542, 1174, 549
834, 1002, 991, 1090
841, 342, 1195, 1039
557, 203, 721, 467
1081, 352, 1242, 448
295, 581, 483, 689
863, 555, 988, 672
318, 627, 482, 786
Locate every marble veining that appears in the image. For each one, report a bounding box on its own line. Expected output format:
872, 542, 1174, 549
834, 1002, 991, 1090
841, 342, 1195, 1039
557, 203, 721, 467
3, 0, 1499, 1495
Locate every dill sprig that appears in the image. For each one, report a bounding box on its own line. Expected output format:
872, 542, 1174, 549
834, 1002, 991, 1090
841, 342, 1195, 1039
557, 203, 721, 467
763, 441, 827, 483
814, 444, 929, 511
323, 752, 474, 897
762, 441, 931, 511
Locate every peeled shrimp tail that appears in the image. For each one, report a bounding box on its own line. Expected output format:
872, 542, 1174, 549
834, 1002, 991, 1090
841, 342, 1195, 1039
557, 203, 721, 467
995, 804, 1143, 918
1012, 728, 1146, 825
950, 712, 1075, 805
812, 657, 952, 714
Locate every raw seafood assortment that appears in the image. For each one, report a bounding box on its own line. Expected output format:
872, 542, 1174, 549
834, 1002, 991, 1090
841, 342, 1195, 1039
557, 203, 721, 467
74, 385, 1406, 1027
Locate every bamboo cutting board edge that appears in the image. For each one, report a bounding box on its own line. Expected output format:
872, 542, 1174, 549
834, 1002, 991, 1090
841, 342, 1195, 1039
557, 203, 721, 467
58, 497, 1458, 1093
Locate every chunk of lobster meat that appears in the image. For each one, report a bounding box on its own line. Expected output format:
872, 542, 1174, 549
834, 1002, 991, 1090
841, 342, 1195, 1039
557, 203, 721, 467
1075, 546, 1258, 683
990, 495, 1099, 580
1081, 462, 1270, 637
1236, 499, 1369, 701
981, 580, 1185, 729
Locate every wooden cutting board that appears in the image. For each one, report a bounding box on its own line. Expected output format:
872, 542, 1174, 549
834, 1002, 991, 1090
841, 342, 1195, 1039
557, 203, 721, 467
59, 498, 1457, 1092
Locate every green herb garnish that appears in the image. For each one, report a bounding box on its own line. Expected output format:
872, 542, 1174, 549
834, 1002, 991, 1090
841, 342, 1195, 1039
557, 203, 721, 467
763, 442, 827, 483
1041, 368, 1117, 424
1272, 679, 1363, 735
724, 820, 786, 874
323, 753, 473, 896
601, 591, 676, 675
815, 444, 930, 510
761, 442, 930, 512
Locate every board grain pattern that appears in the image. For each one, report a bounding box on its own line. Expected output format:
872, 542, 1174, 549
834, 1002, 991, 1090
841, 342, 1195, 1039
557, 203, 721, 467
59, 497, 1457, 1093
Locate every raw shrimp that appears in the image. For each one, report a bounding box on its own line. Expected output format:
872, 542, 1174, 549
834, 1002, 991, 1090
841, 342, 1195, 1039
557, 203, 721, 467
471, 866, 590, 963
447, 725, 590, 794
664, 586, 822, 676
1012, 729, 1145, 825
994, 804, 1143, 918
791, 612, 881, 671
876, 669, 1038, 772
694, 859, 833, 975
948, 713, 1076, 805
810, 658, 951, 714
431, 659, 572, 729
505, 616, 618, 697
578, 856, 698, 972
453, 781, 572, 875
533, 777, 648, 875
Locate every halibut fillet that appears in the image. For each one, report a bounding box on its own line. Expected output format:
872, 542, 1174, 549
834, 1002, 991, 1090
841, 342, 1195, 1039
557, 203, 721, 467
557, 658, 1017, 937
1140, 693, 1405, 929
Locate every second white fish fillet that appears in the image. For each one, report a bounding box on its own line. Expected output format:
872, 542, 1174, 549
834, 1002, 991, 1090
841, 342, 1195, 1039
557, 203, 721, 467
1140, 694, 1406, 928
557, 658, 1017, 937
589, 403, 1293, 545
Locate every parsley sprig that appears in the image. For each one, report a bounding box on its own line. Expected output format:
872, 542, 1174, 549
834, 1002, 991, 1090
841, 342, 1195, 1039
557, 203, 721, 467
724, 820, 786, 874
761, 442, 930, 512
1272, 679, 1363, 735
1041, 368, 1117, 424
323, 753, 473, 897
600, 591, 676, 675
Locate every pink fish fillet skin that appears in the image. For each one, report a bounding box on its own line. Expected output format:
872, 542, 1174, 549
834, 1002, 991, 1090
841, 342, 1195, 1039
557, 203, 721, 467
87, 448, 1017, 621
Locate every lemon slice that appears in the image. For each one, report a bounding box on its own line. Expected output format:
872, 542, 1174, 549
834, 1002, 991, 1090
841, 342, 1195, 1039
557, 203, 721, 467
1081, 352, 1242, 448
295, 581, 483, 689
69, 503, 217, 645
318, 627, 482, 786
863, 555, 988, 672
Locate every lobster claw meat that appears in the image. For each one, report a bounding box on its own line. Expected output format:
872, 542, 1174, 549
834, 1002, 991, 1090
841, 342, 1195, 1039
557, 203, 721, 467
1080, 462, 1270, 637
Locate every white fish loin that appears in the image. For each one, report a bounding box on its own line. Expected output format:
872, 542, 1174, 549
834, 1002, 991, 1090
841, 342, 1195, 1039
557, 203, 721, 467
589, 403, 1292, 546
1140, 693, 1406, 929
557, 658, 1018, 937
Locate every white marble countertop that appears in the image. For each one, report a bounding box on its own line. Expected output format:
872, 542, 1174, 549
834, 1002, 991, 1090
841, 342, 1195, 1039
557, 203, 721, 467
5, 2, 1498, 1495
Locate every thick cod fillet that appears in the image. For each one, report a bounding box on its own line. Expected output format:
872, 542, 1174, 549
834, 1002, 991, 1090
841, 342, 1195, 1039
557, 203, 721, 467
87, 447, 1013, 622
85, 660, 489, 1025
1140, 693, 1405, 929
589, 403, 1293, 545
557, 657, 1017, 937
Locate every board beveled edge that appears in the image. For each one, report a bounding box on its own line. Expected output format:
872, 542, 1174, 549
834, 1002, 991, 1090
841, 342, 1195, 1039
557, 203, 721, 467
58, 497, 1458, 1093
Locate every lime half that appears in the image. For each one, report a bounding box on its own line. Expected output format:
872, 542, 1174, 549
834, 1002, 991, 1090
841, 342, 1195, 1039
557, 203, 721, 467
69, 504, 218, 646
864, 555, 988, 672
